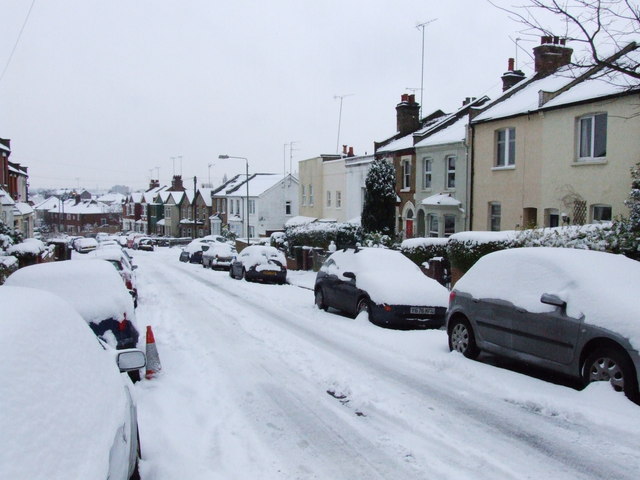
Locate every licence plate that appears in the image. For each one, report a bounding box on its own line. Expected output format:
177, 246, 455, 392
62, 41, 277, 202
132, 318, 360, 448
410, 307, 435, 315
263, 271, 276, 275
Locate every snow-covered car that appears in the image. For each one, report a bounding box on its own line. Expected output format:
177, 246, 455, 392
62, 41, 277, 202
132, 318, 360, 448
202, 242, 236, 270
201, 234, 233, 245
74, 237, 98, 253
86, 247, 139, 307
447, 247, 640, 403
134, 237, 155, 251
0, 286, 145, 479
5, 260, 140, 353
229, 245, 287, 284
314, 247, 449, 329
179, 239, 210, 263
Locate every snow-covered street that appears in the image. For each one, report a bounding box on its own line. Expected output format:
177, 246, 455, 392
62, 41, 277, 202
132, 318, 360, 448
133, 247, 640, 480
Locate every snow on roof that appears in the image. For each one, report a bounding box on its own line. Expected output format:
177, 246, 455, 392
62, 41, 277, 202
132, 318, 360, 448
97, 193, 126, 204
227, 174, 287, 197
0, 143, 10, 152
415, 116, 467, 148
0, 189, 14, 206
13, 202, 33, 215
421, 193, 462, 207
376, 133, 414, 153
473, 70, 577, 123
7, 239, 45, 255
62, 200, 111, 214
34, 197, 59, 210
285, 216, 316, 227
130, 192, 143, 203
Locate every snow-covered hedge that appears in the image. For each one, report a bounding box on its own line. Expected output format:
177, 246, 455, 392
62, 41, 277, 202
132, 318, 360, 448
400, 223, 629, 274
0, 255, 18, 284
400, 237, 449, 267
284, 221, 362, 253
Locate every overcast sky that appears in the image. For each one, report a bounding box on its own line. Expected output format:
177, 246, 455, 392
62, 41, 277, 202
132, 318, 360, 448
1, 0, 556, 192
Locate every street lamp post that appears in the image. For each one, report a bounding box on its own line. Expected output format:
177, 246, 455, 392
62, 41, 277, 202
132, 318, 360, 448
218, 155, 250, 242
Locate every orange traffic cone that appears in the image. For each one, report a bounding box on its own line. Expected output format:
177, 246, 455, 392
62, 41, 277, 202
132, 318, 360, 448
145, 325, 162, 379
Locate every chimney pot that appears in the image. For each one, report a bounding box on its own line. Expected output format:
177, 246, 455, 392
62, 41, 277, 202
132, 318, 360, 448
401, 93, 409, 102
408, 94, 415, 104
348, 146, 354, 157
508, 57, 515, 71
342, 145, 347, 155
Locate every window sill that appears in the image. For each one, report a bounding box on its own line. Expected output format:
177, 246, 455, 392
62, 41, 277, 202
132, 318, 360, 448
400, 188, 411, 193
491, 166, 515, 171
573, 159, 608, 166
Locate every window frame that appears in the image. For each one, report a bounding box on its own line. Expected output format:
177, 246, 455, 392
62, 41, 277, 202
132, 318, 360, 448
577, 113, 607, 161
335, 191, 342, 209
495, 128, 516, 167
326, 190, 331, 208
285, 200, 292, 215
402, 158, 411, 190
489, 202, 501, 231
423, 157, 432, 190
445, 155, 456, 189
591, 204, 612, 223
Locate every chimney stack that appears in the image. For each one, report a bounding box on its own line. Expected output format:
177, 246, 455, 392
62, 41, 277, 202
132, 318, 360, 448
148, 179, 160, 190
533, 36, 572, 76
170, 175, 185, 191
396, 94, 421, 136
501, 57, 526, 91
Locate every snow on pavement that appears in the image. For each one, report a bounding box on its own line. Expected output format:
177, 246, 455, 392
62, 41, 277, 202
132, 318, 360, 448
132, 247, 640, 480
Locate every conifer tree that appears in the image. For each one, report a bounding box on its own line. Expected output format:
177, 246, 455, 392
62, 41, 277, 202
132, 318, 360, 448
361, 158, 396, 235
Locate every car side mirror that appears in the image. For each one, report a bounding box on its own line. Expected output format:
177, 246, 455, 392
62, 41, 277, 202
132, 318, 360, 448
117, 349, 146, 372
343, 271, 356, 280
540, 293, 566, 309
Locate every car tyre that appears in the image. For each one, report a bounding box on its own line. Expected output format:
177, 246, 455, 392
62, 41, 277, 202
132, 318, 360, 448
582, 347, 639, 402
448, 317, 480, 359
356, 297, 371, 318
315, 289, 328, 311
241, 268, 247, 281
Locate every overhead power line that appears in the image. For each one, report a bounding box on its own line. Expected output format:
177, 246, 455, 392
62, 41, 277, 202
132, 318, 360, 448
0, 0, 37, 85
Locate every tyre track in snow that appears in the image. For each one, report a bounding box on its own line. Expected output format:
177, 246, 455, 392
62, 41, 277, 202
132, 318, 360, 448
138, 257, 423, 479
139, 255, 638, 480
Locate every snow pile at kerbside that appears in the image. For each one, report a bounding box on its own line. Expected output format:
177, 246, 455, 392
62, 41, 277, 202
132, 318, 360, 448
0, 286, 127, 479
4, 259, 135, 327
323, 247, 449, 306
455, 247, 640, 348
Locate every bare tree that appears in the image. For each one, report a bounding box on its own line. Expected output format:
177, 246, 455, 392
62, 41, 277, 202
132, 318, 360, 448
489, 0, 639, 79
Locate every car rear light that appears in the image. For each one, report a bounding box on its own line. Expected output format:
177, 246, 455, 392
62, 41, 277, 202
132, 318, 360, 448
126, 280, 133, 290
449, 291, 456, 305
382, 304, 392, 312
118, 313, 129, 331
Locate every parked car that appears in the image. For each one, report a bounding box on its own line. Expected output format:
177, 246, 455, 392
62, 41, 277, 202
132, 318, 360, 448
86, 248, 139, 307
74, 237, 98, 253
314, 247, 449, 329
202, 234, 234, 245
179, 239, 210, 263
5, 260, 140, 353
447, 247, 640, 403
202, 242, 236, 270
134, 237, 155, 251
0, 286, 145, 479
229, 245, 287, 284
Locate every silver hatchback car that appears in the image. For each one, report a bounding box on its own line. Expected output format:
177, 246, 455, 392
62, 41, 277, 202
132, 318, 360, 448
447, 247, 640, 403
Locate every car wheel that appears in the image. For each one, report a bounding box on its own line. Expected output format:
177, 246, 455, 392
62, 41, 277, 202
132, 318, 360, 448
582, 347, 639, 401
229, 267, 235, 279
356, 297, 371, 318
315, 289, 328, 311
241, 268, 247, 281
448, 317, 480, 359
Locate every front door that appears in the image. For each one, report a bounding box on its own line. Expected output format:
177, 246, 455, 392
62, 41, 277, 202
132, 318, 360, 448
405, 220, 413, 238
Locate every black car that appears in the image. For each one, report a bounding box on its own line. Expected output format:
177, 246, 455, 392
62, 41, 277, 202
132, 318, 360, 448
314, 247, 449, 329
136, 238, 155, 251
229, 245, 287, 284
447, 247, 640, 403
